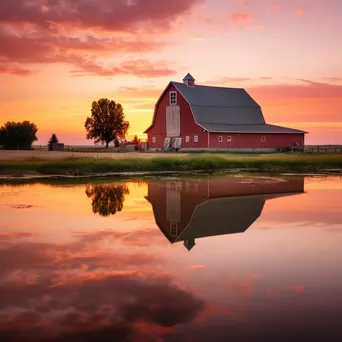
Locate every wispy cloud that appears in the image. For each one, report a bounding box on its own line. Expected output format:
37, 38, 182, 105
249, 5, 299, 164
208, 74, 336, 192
229, 12, 254, 22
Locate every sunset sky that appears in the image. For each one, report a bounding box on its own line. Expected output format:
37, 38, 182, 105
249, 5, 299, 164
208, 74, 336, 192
0, 0, 341, 145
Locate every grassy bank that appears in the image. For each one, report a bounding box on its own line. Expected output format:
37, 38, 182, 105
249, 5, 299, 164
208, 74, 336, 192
1, 154, 342, 176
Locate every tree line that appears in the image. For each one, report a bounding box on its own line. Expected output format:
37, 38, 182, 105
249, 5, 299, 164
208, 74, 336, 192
0, 121, 38, 150
0, 98, 133, 150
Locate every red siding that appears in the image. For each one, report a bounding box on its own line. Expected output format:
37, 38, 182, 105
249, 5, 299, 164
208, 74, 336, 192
208, 133, 305, 149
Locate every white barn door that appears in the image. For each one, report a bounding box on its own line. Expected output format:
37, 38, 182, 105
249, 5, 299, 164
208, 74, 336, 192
166, 106, 180, 137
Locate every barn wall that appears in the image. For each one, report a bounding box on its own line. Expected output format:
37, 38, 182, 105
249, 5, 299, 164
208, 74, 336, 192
207, 133, 305, 149
147, 84, 206, 149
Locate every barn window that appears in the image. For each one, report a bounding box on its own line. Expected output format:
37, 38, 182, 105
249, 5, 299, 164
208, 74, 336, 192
227, 136, 232, 142
185, 136, 190, 143
170, 223, 178, 237
194, 135, 198, 143
261, 136, 266, 143
169, 91, 177, 105
218, 136, 223, 142
152, 136, 156, 143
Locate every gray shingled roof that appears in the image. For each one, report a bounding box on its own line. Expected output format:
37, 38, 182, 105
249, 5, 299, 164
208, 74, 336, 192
172, 81, 306, 134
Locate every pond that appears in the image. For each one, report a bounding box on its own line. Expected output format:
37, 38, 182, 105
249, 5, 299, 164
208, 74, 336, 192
0, 174, 341, 341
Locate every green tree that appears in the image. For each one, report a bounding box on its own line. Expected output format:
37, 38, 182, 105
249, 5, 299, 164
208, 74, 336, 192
84, 98, 129, 148
0, 121, 38, 150
131, 134, 141, 145
48, 133, 59, 151
85, 184, 130, 217
131, 134, 141, 150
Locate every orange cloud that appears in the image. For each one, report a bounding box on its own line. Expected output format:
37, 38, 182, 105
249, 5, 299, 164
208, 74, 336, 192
295, 8, 305, 16
70, 58, 177, 78
188, 265, 206, 270
230, 12, 254, 22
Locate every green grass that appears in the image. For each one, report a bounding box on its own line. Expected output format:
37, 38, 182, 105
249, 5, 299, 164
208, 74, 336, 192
1, 154, 342, 176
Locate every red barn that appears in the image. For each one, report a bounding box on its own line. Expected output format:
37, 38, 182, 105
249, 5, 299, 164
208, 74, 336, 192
144, 73, 307, 151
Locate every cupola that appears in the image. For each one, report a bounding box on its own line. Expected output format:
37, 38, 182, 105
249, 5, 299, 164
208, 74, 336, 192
183, 73, 195, 87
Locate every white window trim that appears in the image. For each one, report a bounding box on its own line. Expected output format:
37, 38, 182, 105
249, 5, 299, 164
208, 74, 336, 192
185, 136, 190, 143
152, 136, 156, 143
227, 136, 232, 142
218, 135, 223, 142
194, 135, 198, 143
169, 91, 177, 105
261, 136, 266, 143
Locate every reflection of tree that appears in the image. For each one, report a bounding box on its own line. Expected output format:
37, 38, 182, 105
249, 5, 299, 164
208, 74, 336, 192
85, 184, 129, 217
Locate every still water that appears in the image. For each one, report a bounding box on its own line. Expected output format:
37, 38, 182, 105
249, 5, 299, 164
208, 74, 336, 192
0, 175, 341, 341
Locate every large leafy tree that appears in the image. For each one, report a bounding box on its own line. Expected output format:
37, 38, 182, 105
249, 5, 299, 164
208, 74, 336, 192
85, 98, 129, 148
0, 121, 38, 150
85, 184, 130, 217
48, 133, 59, 151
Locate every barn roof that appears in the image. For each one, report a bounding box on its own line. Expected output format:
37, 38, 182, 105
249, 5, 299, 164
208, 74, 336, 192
171, 81, 306, 134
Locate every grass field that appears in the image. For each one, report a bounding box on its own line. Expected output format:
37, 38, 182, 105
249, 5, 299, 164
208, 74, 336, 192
1, 151, 342, 176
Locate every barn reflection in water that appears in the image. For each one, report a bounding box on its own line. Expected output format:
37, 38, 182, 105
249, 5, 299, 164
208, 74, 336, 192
146, 176, 304, 251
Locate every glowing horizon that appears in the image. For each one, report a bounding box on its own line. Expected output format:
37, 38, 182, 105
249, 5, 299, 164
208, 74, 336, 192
1, 0, 341, 145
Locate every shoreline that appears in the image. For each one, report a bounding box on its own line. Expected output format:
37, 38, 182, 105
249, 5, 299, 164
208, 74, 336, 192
0, 169, 341, 183
0, 153, 342, 181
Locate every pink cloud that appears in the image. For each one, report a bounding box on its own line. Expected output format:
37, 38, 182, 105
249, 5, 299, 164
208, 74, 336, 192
247, 79, 342, 100
292, 284, 305, 294
0, 62, 36, 76
267, 2, 281, 12
231, 282, 254, 294
0, 0, 203, 32
0, 0, 202, 76
0, 27, 176, 77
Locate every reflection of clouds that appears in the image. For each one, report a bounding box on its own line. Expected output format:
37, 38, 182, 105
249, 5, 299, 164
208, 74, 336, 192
74, 228, 163, 247
0, 273, 204, 341
0, 231, 205, 341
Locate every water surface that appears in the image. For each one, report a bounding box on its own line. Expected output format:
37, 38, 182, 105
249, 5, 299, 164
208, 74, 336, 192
0, 175, 341, 341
